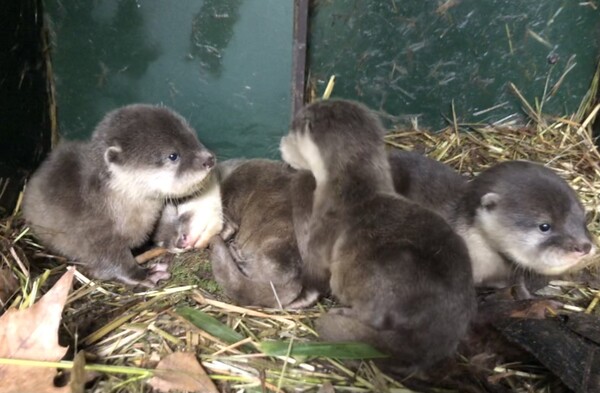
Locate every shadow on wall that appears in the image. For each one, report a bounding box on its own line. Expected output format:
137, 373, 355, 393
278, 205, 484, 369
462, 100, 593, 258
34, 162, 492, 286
190, 0, 243, 78
49, 0, 161, 137
0, 0, 52, 216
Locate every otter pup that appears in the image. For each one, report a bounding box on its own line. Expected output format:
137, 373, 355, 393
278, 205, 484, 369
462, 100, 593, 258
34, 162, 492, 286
388, 150, 469, 220
22, 104, 215, 287
280, 100, 476, 371
208, 159, 313, 308
154, 171, 223, 252
388, 151, 596, 288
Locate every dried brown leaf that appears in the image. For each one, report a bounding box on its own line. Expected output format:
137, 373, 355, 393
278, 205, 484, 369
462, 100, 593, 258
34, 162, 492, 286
69, 350, 87, 393
148, 352, 218, 393
0, 267, 19, 306
0, 268, 75, 393
509, 299, 560, 319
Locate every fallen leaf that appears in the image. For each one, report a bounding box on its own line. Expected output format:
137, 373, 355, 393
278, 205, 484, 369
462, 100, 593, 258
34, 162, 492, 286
0, 268, 75, 393
148, 352, 218, 393
509, 299, 559, 319
0, 267, 19, 306
69, 350, 87, 393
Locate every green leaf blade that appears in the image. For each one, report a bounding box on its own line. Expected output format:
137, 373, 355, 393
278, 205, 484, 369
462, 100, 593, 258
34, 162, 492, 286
259, 341, 389, 360
176, 306, 246, 345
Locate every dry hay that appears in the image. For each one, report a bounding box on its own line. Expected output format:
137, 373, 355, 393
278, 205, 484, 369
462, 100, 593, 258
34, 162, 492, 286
2, 70, 600, 392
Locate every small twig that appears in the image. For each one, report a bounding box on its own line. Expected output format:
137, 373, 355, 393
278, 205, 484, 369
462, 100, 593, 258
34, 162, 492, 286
135, 247, 168, 264
322, 75, 336, 100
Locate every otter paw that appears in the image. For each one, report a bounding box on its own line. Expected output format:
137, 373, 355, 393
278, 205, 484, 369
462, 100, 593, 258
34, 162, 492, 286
139, 262, 171, 287
220, 216, 238, 241
287, 289, 320, 309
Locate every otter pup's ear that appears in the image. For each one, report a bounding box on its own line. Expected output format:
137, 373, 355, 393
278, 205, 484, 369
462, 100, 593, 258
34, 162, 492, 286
104, 146, 123, 165
480, 192, 500, 210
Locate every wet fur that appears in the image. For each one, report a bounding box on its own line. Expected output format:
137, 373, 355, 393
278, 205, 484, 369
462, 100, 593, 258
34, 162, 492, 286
388, 151, 595, 286
281, 100, 476, 371
23, 104, 215, 286
209, 159, 311, 308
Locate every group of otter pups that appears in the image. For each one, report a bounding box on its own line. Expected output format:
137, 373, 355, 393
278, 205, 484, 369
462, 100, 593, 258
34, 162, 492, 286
23, 100, 596, 372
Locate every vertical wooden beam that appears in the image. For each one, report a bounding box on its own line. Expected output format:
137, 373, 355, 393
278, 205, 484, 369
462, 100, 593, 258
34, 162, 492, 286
291, 0, 309, 117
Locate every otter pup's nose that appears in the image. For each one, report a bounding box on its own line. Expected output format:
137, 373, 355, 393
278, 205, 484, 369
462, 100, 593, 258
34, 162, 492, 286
580, 242, 592, 254
572, 242, 592, 254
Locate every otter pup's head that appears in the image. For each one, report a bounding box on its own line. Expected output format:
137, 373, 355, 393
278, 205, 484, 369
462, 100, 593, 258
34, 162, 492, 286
280, 100, 389, 184
467, 160, 595, 275
93, 104, 215, 199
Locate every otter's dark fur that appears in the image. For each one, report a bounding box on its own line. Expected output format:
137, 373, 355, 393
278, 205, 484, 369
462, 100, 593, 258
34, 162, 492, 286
388, 150, 468, 220
280, 100, 476, 371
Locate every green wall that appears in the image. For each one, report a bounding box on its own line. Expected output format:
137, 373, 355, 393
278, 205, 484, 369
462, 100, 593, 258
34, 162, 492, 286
47, 0, 293, 159
47, 0, 599, 163
309, 1, 599, 129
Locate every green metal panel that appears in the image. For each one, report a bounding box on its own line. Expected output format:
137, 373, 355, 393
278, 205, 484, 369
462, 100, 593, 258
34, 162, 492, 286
47, 0, 293, 159
309, 1, 599, 129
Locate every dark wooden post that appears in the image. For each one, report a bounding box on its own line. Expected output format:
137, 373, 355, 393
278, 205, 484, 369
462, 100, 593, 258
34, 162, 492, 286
291, 0, 309, 117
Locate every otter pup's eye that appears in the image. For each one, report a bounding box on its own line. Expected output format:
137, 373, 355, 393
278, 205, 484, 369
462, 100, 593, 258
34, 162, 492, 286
168, 153, 179, 162
539, 223, 551, 233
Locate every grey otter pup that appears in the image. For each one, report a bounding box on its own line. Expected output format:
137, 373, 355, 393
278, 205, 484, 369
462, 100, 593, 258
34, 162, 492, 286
208, 159, 315, 308
23, 104, 215, 286
389, 150, 468, 220
388, 151, 596, 287
280, 100, 476, 371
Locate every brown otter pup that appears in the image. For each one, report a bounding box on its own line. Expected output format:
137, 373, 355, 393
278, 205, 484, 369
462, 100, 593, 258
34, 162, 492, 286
388, 151, 596, 291
280, 99, 476, 371
208, 159, 317, 308
23, 104, 215, 287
